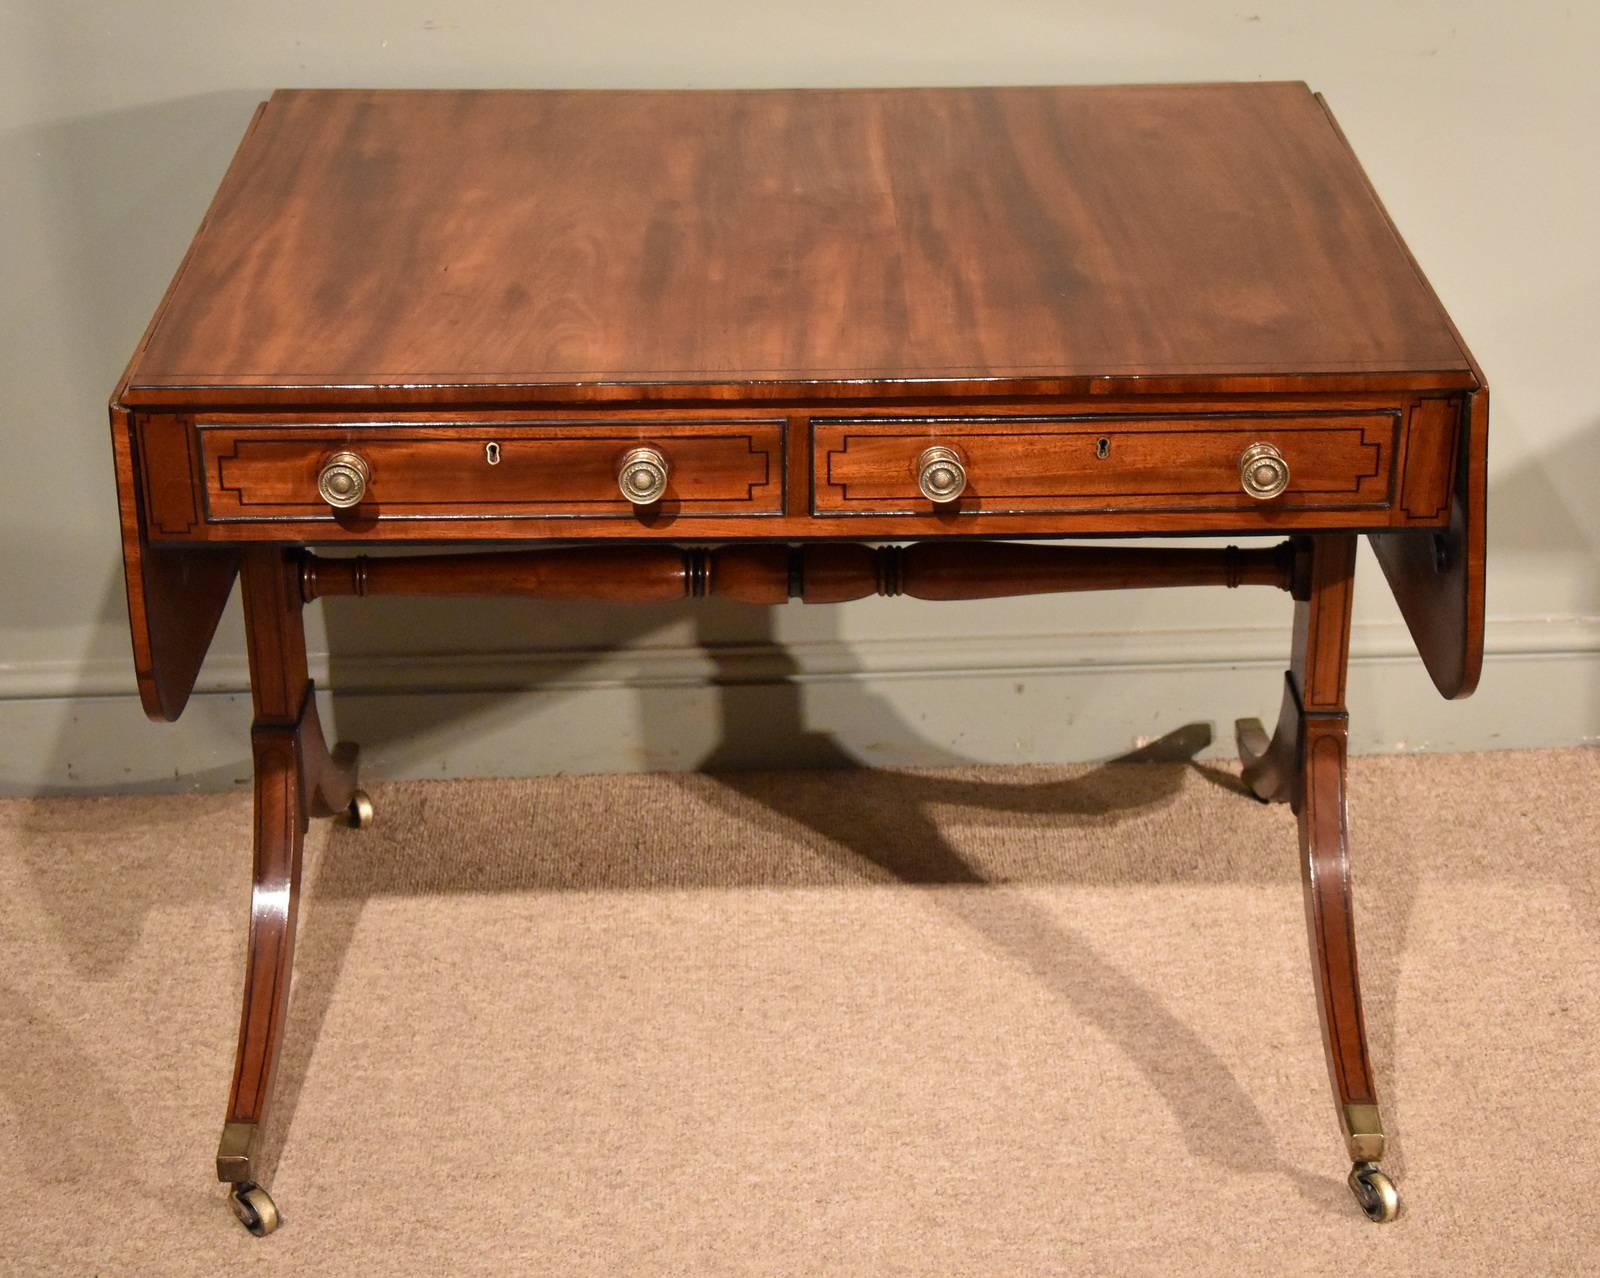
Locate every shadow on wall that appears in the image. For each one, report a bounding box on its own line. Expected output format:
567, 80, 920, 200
1476, 410, 1600, 728
1483, 420, 1600, 608
321, 594, 995, 782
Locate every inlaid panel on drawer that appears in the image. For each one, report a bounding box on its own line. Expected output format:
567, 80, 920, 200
812, 413, 1397, 516
198, 421, 785, 522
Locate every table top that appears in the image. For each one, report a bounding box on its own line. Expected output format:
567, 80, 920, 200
119, 83, 1477, 407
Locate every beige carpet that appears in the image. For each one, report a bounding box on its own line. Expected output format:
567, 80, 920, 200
2, 747, 1597, 1275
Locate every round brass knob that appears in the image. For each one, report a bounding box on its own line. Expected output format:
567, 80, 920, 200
618, 445, 670, 506
916, 445, 967, 504
317, 451, 370, 508
1239, 441, 1290, 500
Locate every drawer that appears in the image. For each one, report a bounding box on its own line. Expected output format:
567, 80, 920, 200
195, 420, 786, 523
811, 413, 1398, 516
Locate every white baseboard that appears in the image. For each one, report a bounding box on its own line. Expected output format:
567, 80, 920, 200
1, 617, 1595, 794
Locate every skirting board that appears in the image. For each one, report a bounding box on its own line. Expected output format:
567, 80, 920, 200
2, 618, 1594, 794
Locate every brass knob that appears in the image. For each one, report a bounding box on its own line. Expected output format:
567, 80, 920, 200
618, 445, 670, 505
1239, 441, 1290, 500
317, 451, 370, 508
916, 446, 967, 504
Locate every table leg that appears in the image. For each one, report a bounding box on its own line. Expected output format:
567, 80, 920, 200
217, 549, 371, 1237
1235, 533, 1399, 1222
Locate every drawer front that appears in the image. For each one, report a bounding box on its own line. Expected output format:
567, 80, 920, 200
197, 421, 785, 523
812, 413, 1397, 516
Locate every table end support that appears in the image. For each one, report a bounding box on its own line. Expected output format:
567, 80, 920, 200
1245, 534, 1401, 1222
216, 549, 374, 1237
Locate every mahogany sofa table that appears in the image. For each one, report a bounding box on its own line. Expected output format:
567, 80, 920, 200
110, 84, 1486, 1235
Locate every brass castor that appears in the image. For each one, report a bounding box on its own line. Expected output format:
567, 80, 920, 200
229, 1182, 281, 1236
1348, 1161, 1400, 1223
347, 789, 375, 830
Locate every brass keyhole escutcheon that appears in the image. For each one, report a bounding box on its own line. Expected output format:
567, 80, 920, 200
1096, 437, 1111, 459
485, 442, 501, 465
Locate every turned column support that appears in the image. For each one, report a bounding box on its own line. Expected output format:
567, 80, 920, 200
300, 540, 1299, 605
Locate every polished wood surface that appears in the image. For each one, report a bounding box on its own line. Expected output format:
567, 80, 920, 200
128, 394, 1463, 546
1371, 388, 1489, 698
118, 84, 1474, 408
110, 405, 240, 721
199, 420, 785, 523
813, 412, 1395, 516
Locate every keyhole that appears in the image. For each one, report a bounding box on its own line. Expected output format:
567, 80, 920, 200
1095, 437, 1111, 459
485, 442, 501, 465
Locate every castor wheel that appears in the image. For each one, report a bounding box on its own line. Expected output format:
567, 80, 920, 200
1348, 1161, 1400, 1223
229, 1182, 282, 1236
346, 789, 374, 830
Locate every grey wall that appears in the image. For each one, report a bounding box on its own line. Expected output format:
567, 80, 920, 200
2, 1, 1596, 792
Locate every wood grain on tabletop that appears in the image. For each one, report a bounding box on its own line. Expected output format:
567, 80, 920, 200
121, 84, 1473, 403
